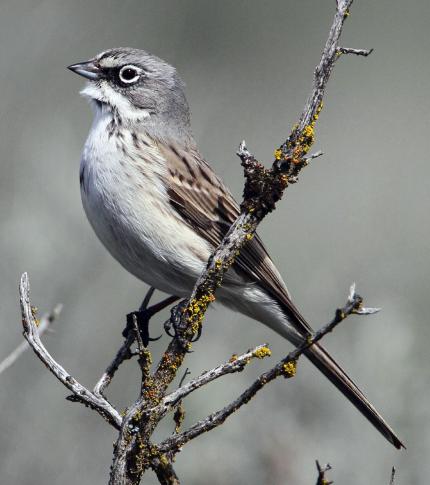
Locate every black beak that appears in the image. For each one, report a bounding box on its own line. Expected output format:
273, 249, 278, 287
67, 60, 102, 80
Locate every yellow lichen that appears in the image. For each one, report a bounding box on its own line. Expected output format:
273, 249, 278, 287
186, 294, 216, 333
245, 233, 254, 241
253, 346, 272, 359
297, 123, 315, 155
283, 360, 297, 378
215, 259, 222, 270
274, 149, 282, 160
31, 306, 41, 327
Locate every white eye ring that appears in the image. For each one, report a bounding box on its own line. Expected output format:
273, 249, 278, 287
119, 65, 141, 84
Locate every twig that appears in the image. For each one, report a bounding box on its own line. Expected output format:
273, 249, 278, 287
171, 368, 190, 435
338, 46, 373, 56
19, 273, 123, 429
152, 458, 181, 485
0, 303, 62, 376
93, 330, 136, 398
389, 467, 396, 485
158, 285, 364, 453
316, 460, 333, 485
161, 344, 271, 412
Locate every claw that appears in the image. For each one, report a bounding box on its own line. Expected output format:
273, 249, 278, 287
164, 321, 175, 338
148, 334, 163, 342
164, 299, 199, 351
190, 324, 203, 343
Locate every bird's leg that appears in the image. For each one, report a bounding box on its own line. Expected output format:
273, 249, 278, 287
125, 289, 179, 347
125, 311, 159, 348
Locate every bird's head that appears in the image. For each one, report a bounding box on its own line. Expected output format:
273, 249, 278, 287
68, 47, 191, 139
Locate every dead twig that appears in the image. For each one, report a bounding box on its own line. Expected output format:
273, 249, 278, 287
316, 460, 333, 485
0, 303, 62, 376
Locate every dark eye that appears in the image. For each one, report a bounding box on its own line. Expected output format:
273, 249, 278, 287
119, 65, 141, 84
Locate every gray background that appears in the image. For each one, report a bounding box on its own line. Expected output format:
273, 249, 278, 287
0, 0, 428, 484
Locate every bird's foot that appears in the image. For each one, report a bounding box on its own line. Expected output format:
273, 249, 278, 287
164, 299, 202, 352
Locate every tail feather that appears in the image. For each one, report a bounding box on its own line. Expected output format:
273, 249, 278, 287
273, 297, 404, 449
304, 342, 404, 449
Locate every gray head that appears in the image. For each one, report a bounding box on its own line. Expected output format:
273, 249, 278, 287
68, 47, 192, 142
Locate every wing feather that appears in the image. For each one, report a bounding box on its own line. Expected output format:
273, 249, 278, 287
157, 141, 313, 335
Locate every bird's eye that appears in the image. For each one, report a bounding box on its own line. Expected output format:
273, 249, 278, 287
119, 65, 141, 84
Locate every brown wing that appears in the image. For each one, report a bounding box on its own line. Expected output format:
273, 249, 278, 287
157, 141, 313, 335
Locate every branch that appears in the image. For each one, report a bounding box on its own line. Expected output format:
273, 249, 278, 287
316, 460, 333, 485
152, 0, 358, 389
158, 285, 366, 453
338, 46, 373, 56
19, 273, 123, 429
108, 1, 374, 480
159, 344, 271, 414
0, 303, 62, 376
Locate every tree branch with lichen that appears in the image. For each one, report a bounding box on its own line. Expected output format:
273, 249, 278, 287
157, 284, 370, 454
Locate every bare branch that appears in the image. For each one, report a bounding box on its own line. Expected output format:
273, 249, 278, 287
161, 344, 271, 412
167, 344, 270, 404
19, 273, 123, 429
93, 331, 135, 398
303, 150, 324, 163
338, 46, 373, 56
0, 303, 62, 376
152, 458, 180, 485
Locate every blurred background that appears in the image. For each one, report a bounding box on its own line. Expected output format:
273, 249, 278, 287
0, 0, 428, 483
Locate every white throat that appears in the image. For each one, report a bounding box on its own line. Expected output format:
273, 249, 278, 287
80, 81, 151, 122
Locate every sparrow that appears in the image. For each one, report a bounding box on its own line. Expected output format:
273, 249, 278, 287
68, 47, 403, 448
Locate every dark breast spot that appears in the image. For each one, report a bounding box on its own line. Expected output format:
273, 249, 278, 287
131, 132, 139, 148
107, 120, 116, 138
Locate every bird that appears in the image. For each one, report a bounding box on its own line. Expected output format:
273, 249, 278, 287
68, 47, 403, 449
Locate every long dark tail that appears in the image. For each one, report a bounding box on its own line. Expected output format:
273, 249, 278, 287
275, 298, 405, 449
304, 342, 404, 449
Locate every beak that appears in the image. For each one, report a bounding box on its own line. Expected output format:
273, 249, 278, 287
67, 60, 102, 80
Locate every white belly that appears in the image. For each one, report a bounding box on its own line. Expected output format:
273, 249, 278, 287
78, 106, 296, 341
80, 108, 211, 296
